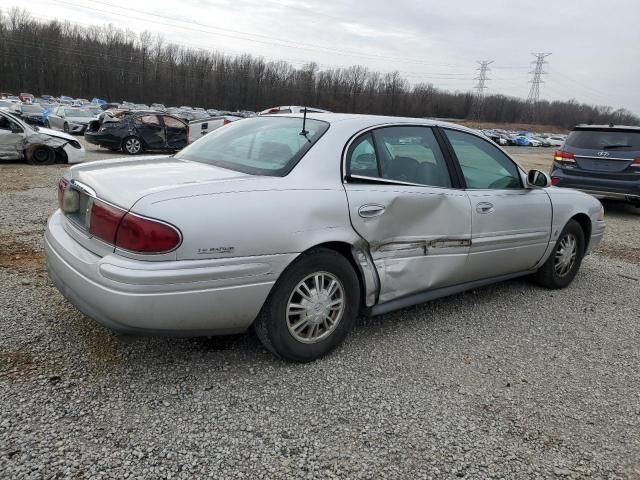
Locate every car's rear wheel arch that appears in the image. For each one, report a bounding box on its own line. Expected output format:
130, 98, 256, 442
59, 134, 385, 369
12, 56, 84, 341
302, 242, 366, 311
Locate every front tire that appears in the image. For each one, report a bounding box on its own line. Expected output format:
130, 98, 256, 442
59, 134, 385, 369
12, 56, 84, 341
122, 136, 143, 155
27, 146, 55, 166
532, 220, 585, 289
254, 248, 360, 362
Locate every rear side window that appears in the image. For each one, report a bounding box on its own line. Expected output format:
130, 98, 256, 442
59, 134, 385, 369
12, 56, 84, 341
347, 126, 452, 188
566, 130, 640, 152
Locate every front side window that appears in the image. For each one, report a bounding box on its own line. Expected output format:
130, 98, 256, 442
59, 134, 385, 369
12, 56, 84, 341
162, 116, 186, 129
175, 116, 329, 176
347, 126, 452, 188
136, 115, 160, 126
444, 129, 522, 189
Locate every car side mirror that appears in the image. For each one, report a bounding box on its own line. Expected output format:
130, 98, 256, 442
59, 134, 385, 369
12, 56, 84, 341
527, 169, 551, 188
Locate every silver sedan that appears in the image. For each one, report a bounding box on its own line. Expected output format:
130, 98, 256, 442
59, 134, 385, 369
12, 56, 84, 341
45, 114, 605, 361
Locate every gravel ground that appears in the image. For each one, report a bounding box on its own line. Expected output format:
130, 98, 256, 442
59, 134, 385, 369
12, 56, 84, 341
1, 142, 640, 479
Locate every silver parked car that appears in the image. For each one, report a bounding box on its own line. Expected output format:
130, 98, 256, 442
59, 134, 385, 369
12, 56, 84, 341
47, 107, 97, 134
45, 114, 605, 361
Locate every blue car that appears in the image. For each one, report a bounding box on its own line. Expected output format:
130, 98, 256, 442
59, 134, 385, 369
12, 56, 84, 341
550, 124, 640, 205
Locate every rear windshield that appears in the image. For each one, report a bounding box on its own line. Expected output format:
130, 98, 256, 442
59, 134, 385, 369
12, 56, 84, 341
176, 116, 329, 176
566, 129, 640, 152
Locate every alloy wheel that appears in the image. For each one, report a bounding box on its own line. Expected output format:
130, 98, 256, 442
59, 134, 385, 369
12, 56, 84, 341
286, 271, 345, 344
554, 233, 577, 277
125, 137, 142, 154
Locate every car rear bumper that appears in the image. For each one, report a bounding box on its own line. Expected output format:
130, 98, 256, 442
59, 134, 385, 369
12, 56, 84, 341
551, 167, 640, 203
45, 210, 287, 335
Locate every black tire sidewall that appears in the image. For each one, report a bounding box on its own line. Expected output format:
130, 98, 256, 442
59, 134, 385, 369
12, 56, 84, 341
261, 250, 360, 362
28, 146, 54, 166
546, 220, 585, 288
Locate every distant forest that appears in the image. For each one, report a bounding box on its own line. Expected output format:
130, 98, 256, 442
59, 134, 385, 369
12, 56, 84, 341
1, 8, 638, 127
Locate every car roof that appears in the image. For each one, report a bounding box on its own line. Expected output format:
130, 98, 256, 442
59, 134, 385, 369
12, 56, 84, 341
574, 124, 640, 132
263, 112, 472, 131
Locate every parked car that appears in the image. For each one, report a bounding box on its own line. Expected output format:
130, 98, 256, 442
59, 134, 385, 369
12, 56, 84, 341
546, 136, 565, 147
0, 110, 85, 165
550, 124, 640, 205
11, 103, 46, 126
85, 111, 188, 154
150, 103, 166, 112
259, 106, 331, 115
0, 100, 15, 112
515, 135, 542, 147
46, 114, 605, 361
188, 113, 244, 143
47, 107, 97, 133
19, 92, 34, 103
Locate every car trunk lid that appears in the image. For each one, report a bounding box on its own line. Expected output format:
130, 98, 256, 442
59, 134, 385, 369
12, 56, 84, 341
69, 155, 250, 210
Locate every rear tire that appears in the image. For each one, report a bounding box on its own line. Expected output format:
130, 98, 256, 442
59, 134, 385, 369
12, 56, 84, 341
532, 220, 585, 289
122, 136, 143, 155
27, 146, 55, 166
254, 248, 360, 362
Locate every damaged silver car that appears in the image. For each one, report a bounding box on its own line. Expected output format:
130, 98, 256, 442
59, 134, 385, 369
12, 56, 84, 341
0, 111, 85, 165
46, 114, 604, 361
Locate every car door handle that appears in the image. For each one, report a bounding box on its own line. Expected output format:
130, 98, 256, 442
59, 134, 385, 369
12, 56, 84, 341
476, 202, 495, 214
358, 204, 386, 218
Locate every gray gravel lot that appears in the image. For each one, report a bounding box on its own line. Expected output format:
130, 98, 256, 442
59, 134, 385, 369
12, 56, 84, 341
1, 141, 640, 479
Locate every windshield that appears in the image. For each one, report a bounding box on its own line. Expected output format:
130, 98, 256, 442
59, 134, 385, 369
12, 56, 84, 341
64, 108, 92, 117
566, 129, 640, 152
23, 105, 44, 113
176, 116, 329, 176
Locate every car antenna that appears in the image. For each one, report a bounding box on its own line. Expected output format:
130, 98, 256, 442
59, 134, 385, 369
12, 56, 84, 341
300, 107, 311, 142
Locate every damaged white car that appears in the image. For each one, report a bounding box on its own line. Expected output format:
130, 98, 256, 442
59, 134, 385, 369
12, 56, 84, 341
0, 110, 85, 165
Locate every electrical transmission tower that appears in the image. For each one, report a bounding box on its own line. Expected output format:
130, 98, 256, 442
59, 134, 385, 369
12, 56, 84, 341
470, 60, 493, 119
526, 53, 551, 120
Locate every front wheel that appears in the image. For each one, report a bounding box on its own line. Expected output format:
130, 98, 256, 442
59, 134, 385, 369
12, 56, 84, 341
254, 248, 361, 362
122, 136, 143, 155
27, 146, 55, 165
532, 220, 585, 289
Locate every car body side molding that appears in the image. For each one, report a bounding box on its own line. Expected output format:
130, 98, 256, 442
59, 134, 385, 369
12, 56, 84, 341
365, 270, 531, 317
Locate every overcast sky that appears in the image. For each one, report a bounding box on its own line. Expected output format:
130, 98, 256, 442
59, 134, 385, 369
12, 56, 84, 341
14, 0, 640, 113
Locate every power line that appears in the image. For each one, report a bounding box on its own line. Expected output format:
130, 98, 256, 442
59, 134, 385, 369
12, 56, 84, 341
470, 60, 493, 119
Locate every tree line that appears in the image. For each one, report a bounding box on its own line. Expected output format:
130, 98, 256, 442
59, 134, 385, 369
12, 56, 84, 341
1, 7, 637, 128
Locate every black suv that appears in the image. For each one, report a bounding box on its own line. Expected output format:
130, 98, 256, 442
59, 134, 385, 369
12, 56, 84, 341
550, 125, 640, 205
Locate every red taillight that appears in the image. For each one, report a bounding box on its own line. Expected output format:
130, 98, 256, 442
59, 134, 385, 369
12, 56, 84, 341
632, 157, 640, 166
554, 150, 575, 162
57, 178, 69, 209
115, 213, 181, 253
223, 118, 231, 125
267, 107, 280, 113
88, 199, 126, 245
551, 176, 561, 186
